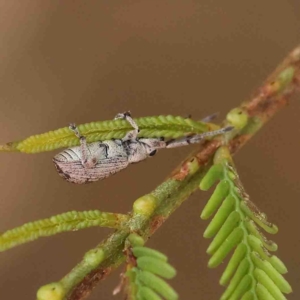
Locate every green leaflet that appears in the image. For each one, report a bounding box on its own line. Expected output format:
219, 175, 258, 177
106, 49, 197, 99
203, 194, 235, 239
132, 246, 168, 262
207, 211, 241, 254
199, 146, 292, 300
208, 227, 244, 268
125, 244, 178, 300
200, 180, 230, 219
220, 243, 248, 286
245, 220, 278, 252
0, 115, 213, 153
137, 257, 176, 279
0, 210, 129, 252
137, 270, 178, 300
137, 286, 161, 300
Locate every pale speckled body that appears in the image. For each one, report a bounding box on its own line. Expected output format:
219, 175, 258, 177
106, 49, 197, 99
53, 112, 232, 184
53, 138, 165, 184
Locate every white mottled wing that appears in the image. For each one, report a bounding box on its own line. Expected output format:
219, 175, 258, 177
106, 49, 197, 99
54, 156, 129, 184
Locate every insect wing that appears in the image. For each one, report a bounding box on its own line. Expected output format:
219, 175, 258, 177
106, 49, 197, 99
54, 156, 129, 184
92, 156, 129, 180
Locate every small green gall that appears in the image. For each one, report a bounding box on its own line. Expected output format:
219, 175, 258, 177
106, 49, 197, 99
133, 194, 157, 216
127, 233, 145, 247
226, 108, 249, 129
37, 282, 65, 300
186, 157, 199, 176
83, 248, 105, 269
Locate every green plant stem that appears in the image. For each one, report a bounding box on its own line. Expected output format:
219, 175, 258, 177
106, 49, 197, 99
52, 45, 300, 300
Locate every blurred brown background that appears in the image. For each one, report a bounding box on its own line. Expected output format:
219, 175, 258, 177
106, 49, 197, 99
0, 1, 299, 299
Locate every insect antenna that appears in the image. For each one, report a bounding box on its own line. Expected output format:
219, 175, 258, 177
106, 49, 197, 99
166, 126, 233, 148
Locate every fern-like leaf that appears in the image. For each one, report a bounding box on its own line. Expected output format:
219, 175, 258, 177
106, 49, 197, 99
0, 115, 217, 153
199, 146, 292, 300
0, 210, 129, 251
124, 235, 178, 300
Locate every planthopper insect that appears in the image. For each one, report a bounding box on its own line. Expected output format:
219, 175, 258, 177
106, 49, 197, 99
53, 112, 233, 184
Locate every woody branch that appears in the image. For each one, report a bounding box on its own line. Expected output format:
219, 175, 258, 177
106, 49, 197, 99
58, 45, 300, 300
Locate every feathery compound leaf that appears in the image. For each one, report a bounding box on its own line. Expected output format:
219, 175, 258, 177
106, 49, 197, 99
199, 146, 292, 299
125, 244, 178, 300
0, 210, 129, 251
0, 115, 215, 153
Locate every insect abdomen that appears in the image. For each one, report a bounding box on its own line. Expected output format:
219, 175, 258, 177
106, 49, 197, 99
53, 147, 82, 163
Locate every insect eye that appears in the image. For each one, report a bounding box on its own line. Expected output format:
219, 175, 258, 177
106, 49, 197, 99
149, 150, 157, 156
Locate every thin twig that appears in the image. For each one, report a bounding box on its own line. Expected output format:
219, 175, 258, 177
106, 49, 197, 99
57, 45, 300, 300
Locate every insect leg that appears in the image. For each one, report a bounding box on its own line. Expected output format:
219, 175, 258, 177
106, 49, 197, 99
184, 112, 219, 122
185, 112, 219, 122
201, 112, 219, 123
69, 123, 96, 168
166, 126, 233, 148
114, 111, 140, 141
